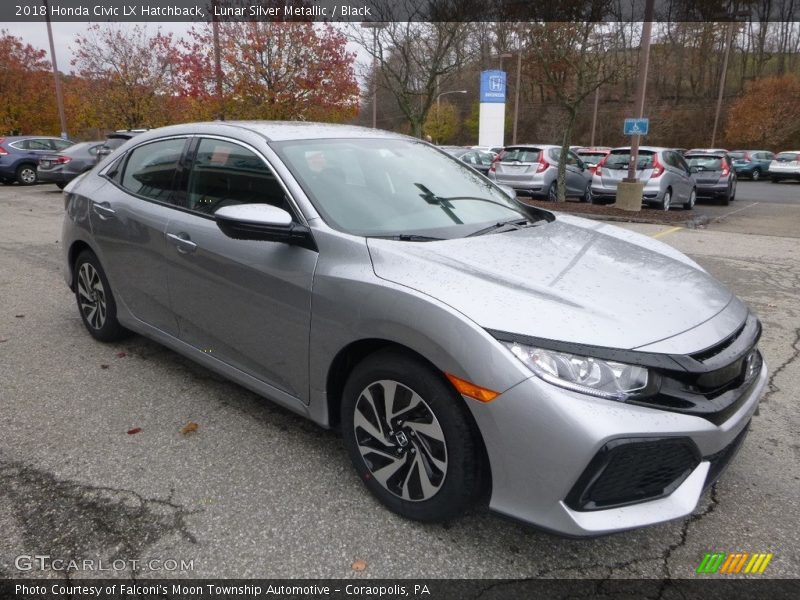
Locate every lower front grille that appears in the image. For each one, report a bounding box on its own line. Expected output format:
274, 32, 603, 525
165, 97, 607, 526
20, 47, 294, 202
565, 437, 701, 511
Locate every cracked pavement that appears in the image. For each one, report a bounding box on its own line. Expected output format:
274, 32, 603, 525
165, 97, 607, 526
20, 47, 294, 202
0, 184, 798, 580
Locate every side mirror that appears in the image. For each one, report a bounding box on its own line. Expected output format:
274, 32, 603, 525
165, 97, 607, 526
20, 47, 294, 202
497, 184, 517, 199
214, 204, 316, 250
689, 166, 699, 174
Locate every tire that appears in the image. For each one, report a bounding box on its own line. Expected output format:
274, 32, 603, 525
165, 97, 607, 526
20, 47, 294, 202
659, 188, 672, 211
683, 188, 696, 210
341, 349, 483, 522
56, 182, 66, 190
582, 182, 592, 204
719, 185, 731, 206
751, 168, 761, 181
730, 180, 736, 202
15, 163, 37, 186
74, 250, 130, 342
771, 177, 779, 184
547, 181, 558, 202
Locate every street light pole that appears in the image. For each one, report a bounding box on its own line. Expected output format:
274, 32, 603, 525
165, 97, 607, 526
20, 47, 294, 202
361, 22, 387, 129
512, 50, 522, 144
212, 0, 224, 120
42, 0, 67, 139
590, 86, 600, 147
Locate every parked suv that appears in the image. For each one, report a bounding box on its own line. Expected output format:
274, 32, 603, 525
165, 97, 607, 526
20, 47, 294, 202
729, 150, 774, 181
593, 147, 697, 211
768, 151, 800, 182
488, 145, 592, 201
0, 136, 74, 185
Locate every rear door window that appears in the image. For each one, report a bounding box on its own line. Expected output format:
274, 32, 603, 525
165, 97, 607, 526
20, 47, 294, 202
775, 152, 799, 162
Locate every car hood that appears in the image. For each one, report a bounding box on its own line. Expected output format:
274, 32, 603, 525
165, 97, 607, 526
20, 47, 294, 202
367, 215, 735, 350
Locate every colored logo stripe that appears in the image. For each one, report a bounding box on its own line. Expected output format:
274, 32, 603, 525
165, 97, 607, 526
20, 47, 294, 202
697, 552, 773, 574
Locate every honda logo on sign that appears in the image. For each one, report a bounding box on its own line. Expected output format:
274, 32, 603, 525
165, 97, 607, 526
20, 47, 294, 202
489, 76, 503, 92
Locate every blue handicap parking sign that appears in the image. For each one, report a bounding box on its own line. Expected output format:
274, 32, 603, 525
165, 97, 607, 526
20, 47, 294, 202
624, 118, 649, 135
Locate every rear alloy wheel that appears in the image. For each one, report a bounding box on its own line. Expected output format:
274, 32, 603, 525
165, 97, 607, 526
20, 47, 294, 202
74, 251, 130, 342
659, 189, 672, 211
683, 188, 696, 210
16, 164, 37, 186
341, 350, 483, 522
582, 182, 593, 203
751, 168, 761, 181
548, 181, 558, 202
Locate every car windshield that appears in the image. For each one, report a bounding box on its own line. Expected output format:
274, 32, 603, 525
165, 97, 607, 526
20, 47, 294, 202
687, 156, 723, 170
605, 151, 654, 170
272, 138, 525, 238
775, 152, 799, 162
500, 148, 541, 163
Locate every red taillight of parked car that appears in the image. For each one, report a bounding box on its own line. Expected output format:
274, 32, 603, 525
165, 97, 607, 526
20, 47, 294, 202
594, 156, 608, 177
650, 154, 665, 177
721, 159, 730, 177
0, 145, 7, 156
488, 151, 504, 174
55, 156, 71, 165
535, 157, 549, 173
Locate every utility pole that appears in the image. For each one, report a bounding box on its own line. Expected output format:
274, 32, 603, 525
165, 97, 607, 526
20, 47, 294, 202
361, 22, 387, 128
212, 0, 224, 120
43, 0, 67, 139
625, 0, 654, 183
512, 49, 522, 144
590, 86, 600, 147
711, 20, 736, 147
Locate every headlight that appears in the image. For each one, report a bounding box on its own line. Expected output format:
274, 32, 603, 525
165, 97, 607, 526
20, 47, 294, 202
503, 342, 651, 401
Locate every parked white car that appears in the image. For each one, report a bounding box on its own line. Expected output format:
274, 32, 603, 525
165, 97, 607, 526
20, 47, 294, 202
768, 151, 800, 182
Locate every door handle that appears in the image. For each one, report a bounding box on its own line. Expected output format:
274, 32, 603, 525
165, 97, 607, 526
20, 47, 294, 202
167, 232, 198, 254
92, 202, 116, 219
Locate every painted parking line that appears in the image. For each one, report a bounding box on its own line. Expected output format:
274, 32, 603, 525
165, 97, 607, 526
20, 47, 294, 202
718, 202, 760, 219
651, 226, 683, 239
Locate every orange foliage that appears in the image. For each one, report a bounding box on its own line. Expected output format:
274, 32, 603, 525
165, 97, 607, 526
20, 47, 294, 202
725, 75, 800, 149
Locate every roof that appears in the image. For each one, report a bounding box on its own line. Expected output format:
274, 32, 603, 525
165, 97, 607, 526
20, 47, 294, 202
128, 121, 411, 143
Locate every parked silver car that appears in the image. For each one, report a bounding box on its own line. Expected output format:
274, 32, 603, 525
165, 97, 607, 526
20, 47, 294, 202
593, 147, 697, 211
768, 151, 800, 182
488, 144, 593, 201
62, 122, 766, 536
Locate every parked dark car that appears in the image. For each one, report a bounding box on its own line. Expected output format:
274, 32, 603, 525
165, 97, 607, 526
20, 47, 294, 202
37, 141, 104, 189
0, 136, 74, 185
685, 152, 737, 205
729, 150, 774, 181
441, 147, 497, 175
97, 130, 148, 159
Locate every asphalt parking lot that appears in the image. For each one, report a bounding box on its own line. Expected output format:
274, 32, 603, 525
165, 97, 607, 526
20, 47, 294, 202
0, 181, 798, 580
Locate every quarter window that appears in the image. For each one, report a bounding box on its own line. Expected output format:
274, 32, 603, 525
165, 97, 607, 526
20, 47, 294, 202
187, 138, 287, 215
121, 138, 185, 202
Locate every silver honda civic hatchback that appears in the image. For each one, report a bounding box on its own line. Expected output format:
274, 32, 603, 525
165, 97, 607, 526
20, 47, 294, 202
62, 122, 767, 536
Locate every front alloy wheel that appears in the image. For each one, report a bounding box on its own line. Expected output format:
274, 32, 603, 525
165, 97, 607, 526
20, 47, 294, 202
684, 188, 696, 210
341, 350, 483, 522
353, 380, 447, 501
16, 164, 37, 185
660, 189, 672, 211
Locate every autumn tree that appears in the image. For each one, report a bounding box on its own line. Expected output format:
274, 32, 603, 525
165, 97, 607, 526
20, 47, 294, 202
423, 102, 460, 143
0, 30, 58, 135
178, 22, 358, 123
725, 74, 800, 148
72, 25, 185, 130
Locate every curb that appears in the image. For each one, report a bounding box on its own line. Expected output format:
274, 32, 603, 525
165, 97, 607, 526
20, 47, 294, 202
563, 212, 712, 229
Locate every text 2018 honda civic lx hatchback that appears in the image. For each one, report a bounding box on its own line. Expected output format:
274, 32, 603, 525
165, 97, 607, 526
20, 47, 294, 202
62, 122, 767, 536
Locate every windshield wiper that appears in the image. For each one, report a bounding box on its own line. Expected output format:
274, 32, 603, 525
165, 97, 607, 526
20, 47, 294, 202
467, 218, 541, 237
370, 234, 443, 242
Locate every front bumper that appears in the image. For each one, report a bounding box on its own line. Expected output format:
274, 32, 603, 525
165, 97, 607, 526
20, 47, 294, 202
466, 358, 767, 537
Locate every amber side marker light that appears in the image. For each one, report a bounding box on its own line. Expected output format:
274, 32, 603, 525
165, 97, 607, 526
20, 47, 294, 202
445, 373, 500, 403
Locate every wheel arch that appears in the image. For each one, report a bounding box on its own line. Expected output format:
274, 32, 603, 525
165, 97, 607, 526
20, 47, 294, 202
67, 240, 95, 290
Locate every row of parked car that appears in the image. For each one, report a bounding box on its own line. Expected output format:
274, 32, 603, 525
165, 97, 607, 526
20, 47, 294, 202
440, 142, 800, 211
0, 130, 146, 188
